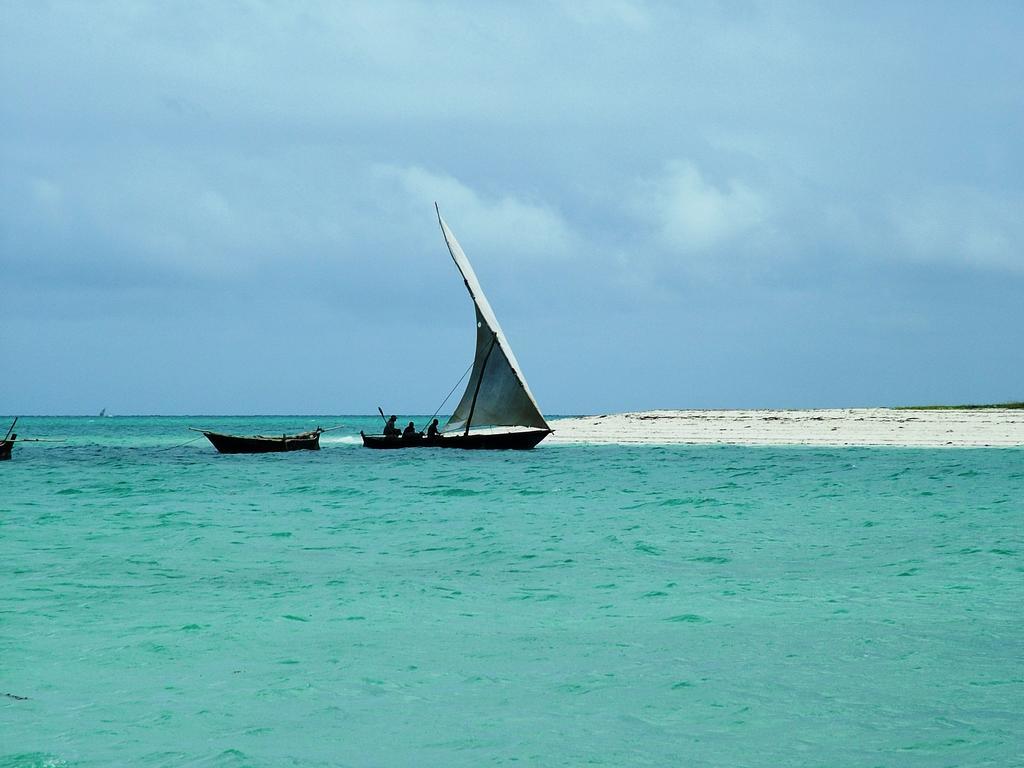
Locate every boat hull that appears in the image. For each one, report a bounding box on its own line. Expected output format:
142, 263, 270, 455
200, 431, 321, 454
0, 440, 12, 461
361, 429, 551, 450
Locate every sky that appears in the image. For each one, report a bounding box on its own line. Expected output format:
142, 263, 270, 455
2, 1, 1022, 415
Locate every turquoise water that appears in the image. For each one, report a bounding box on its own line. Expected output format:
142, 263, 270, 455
2, 417, 1022, 767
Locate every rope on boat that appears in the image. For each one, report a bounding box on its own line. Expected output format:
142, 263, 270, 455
154, 435, 206, 452
425, 361, 473, 428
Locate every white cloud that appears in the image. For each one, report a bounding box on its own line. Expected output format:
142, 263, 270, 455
374, 164, 576, 259
631, 160, 770, 252
890, 187, 1024, 273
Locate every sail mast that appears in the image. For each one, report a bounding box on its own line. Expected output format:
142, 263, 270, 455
464, 335, 497, 435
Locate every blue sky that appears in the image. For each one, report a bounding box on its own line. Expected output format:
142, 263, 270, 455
2, 1, 1022, 415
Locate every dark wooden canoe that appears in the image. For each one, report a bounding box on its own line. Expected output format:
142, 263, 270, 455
361, 429, 551, 450
194, 428, 322, 454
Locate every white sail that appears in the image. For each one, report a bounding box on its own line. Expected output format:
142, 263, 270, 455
436, 205, 549, 434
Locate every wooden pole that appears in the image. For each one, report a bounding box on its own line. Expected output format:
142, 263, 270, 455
465, 335, 497, 437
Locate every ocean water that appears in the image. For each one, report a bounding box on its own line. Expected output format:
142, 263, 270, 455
2, 416, 1022, 767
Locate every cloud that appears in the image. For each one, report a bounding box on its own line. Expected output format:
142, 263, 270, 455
3, 2, 1023, 413
374, 164, 577, 260
629, 160, 770, 253
889, 187, 1024, 273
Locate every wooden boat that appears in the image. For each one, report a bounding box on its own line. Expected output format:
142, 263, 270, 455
361, 428, 550, 450
362, 205, 553, 451
191, 428, 323, 454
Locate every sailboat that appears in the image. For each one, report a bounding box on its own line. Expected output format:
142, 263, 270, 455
361, 205, 553, 450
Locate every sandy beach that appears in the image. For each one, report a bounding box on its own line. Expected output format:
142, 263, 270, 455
548, 408, 1024, 447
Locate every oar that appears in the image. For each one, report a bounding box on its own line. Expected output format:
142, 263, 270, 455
4, 417, 17, 442
377, 406, 387, 424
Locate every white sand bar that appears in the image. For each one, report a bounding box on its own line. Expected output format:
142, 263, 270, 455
548, 409, 1024, 447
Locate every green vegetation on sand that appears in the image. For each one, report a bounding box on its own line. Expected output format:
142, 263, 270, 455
895, 402, 1024, 410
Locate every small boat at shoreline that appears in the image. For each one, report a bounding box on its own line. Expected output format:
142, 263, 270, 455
190, 427, 323, 454
362, 205, 552, 451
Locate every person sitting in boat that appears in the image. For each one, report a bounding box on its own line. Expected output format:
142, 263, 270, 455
383, 415, 400, 437
427, 419, 442, 439
403, 421, 421, 439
